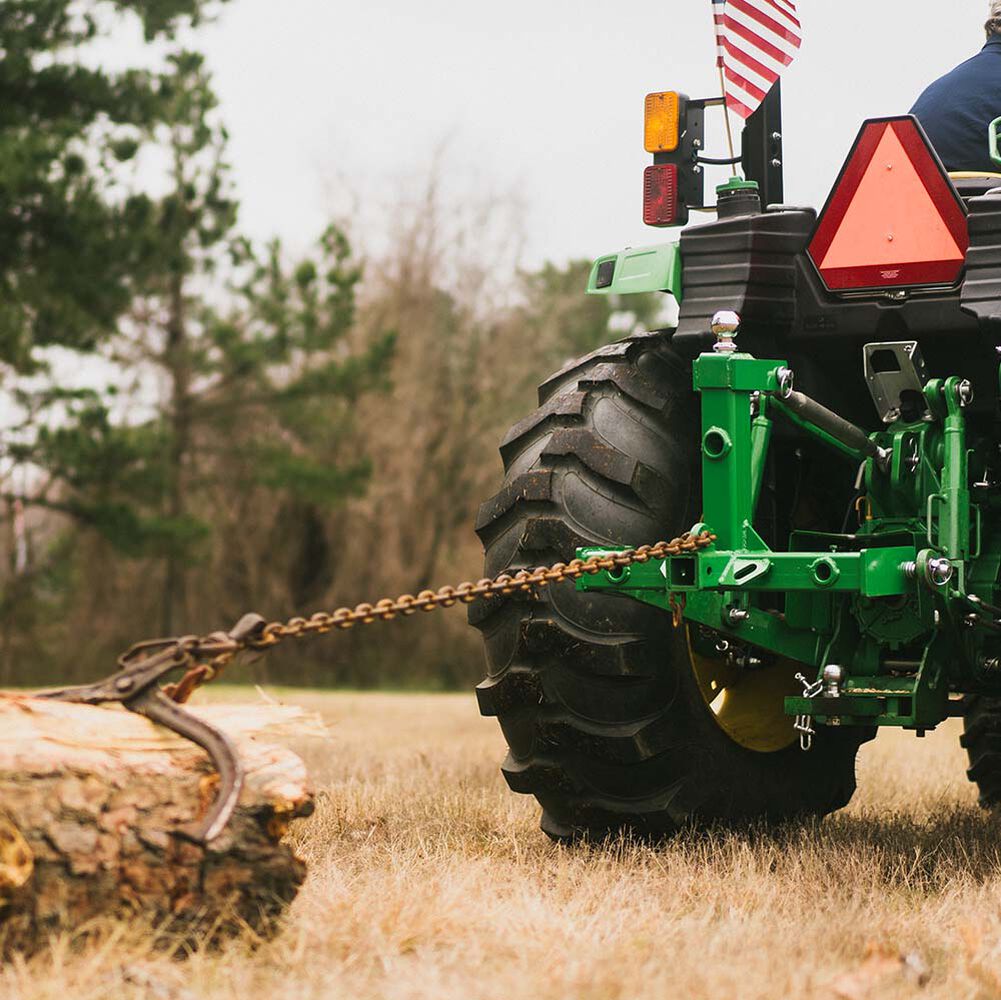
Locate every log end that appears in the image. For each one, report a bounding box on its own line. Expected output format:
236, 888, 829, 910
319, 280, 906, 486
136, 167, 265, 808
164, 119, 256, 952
0, 696, 322, 954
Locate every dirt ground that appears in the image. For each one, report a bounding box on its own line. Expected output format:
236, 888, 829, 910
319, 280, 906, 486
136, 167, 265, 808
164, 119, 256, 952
7, 688, 1001, 1000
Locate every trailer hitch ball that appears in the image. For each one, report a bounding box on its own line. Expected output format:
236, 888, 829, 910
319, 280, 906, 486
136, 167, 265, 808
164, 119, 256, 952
710, 310, 741, 354
822, 664, 844, 698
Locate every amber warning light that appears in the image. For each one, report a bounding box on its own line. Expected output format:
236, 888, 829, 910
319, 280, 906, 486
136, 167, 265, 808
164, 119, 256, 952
644, 91, 681, 153
807, 116, 968, 292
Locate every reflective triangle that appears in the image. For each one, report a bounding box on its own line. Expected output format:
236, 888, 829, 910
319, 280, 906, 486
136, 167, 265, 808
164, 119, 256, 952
807, 117, 969, 291
820, 126, 963, 270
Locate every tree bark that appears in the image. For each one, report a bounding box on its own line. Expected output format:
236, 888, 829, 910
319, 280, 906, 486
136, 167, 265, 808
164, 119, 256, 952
0, 694, 321, 955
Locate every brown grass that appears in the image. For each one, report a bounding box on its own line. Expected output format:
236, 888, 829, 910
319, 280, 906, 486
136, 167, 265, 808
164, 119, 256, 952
7, 689, 1001, 999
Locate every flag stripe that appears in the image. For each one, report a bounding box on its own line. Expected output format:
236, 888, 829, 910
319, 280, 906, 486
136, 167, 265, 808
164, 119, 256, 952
724, 65, 768, 105
759, 0, 801, 28
725, 8, 796, 70
724, 37, 779, 88
728, 0, 802, 47
713, 0, 726, 68
714, 0, 800, 120
725, 92, 756, 120
724, 14, 794, 66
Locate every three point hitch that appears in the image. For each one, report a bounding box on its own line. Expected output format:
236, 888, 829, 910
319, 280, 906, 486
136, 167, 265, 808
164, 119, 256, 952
577, 314, 996, 745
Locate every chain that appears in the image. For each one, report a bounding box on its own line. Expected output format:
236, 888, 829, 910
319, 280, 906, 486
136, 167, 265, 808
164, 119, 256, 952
158, 531, 716, 703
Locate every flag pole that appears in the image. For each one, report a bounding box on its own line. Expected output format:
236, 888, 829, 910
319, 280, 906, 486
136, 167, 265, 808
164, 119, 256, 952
718, 66, 739, 176
713, 1, 739, 176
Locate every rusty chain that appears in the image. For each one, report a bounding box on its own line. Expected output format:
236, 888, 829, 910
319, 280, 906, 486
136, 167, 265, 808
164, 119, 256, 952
159, 530, 716, 703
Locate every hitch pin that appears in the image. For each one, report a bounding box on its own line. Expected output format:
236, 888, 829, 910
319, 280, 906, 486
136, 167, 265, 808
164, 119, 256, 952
794, 671, 824, 751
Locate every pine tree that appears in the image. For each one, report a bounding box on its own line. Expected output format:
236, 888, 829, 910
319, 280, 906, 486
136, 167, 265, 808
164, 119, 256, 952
2, 14, 394, 675
0, 0, 228, 370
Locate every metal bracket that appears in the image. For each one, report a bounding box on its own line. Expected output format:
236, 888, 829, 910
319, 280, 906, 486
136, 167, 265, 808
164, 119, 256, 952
863, 341, 929, 424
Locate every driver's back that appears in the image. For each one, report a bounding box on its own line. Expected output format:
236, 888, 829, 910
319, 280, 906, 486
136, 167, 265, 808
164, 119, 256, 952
911, 9, 1001, 174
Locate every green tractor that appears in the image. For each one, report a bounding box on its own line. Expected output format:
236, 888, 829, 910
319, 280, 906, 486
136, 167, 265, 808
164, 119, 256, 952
470, 84, 1001, 840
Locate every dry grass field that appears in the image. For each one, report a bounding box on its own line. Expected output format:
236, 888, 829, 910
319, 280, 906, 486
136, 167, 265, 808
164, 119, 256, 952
7, 688, 1001, 1000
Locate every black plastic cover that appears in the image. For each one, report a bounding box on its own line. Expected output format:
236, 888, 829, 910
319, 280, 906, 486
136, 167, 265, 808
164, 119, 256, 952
962, 188, 1001, 331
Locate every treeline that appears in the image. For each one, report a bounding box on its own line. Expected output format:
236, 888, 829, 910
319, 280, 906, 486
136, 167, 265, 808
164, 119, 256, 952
0, 1, 659, 688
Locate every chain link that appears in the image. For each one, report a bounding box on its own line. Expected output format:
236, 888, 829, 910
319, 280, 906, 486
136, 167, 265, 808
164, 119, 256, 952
160, 531, 716, 703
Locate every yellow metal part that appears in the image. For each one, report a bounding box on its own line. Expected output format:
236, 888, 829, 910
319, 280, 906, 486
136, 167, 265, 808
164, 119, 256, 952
687, 629, 802, 752
949, 171, 1001, 179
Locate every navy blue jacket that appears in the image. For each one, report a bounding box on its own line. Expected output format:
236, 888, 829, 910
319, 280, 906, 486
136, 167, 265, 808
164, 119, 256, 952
911, 35, 1001, 173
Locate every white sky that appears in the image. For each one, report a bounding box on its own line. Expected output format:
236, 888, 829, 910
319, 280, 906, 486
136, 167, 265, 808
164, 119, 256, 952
169, 0, 991, 268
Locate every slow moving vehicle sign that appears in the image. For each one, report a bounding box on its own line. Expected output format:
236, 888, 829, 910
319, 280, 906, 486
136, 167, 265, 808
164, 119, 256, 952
807, 116, 969, 292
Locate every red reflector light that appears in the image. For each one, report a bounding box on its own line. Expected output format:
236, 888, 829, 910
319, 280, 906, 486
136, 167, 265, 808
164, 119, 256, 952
808, 116, 968, 292
643, 164, 678, 227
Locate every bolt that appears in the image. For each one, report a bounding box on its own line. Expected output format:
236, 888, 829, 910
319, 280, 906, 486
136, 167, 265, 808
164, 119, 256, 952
115, 676, 134, 693
775, 366, 795, 399
956, 379, 974, 407
901, 560, 917, 580
981, 655, 1001, 672
723, 605, 750, 627
771, 158, 782, 168
771, 131, 782, 141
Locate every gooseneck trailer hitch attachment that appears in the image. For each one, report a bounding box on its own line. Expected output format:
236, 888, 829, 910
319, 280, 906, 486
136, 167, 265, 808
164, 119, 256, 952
578, 312, 988, 746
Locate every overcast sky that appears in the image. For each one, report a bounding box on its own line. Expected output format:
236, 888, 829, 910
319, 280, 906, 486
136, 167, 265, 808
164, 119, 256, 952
130, 1, 991, 266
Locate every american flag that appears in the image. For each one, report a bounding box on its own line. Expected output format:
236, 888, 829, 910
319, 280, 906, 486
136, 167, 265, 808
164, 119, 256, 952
712, 0, 802, 120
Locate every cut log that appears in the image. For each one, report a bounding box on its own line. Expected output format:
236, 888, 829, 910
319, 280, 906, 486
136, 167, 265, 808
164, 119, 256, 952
0, 693, 324, 954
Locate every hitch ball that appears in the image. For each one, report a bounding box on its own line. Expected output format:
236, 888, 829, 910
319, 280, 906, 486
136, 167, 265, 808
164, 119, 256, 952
822, 664, 844, 697
711, 311, 741, 354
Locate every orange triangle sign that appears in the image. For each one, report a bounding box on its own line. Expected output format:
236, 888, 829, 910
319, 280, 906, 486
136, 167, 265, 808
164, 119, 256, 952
808, 118, 968, 291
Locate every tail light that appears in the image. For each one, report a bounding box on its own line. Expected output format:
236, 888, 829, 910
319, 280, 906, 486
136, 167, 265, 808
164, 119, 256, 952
641, 91, 700, 227
643, 164, 679, 227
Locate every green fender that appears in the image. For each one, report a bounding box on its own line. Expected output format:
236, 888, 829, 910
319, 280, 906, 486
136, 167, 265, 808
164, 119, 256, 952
586, 241, 682, 302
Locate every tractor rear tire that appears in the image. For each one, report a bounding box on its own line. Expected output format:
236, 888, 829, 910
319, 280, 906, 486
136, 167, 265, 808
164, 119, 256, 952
470, 331, 868, 840
961, 696, 1001, 807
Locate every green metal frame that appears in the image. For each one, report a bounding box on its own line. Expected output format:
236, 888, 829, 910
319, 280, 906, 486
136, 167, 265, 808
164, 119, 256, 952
586, 242, 683, 300
578, 345, 1001, 736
